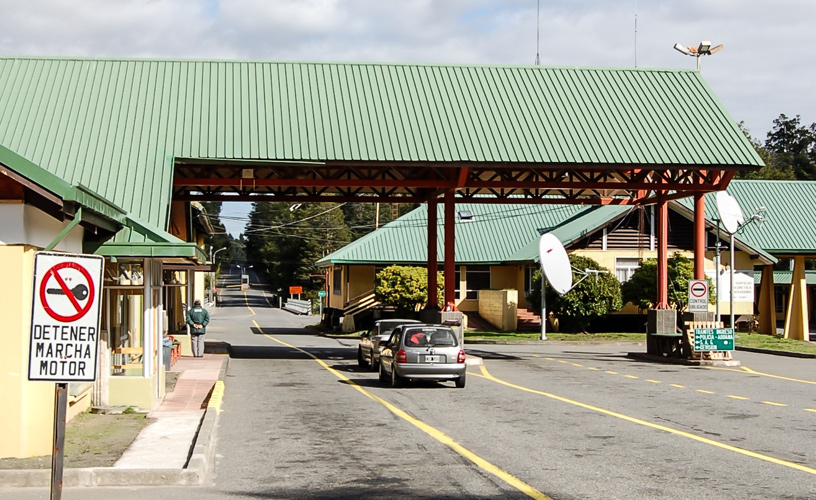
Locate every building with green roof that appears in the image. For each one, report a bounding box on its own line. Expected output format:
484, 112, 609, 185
677, 180, 816, 339
318, 198, 774, 332
0, 55, 766, 458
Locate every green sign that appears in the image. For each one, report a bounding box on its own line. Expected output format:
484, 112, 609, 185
318, 290, 327, 297
693, 328, 735, 351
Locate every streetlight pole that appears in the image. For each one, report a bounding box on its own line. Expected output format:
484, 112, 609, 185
673, 41, 723, 71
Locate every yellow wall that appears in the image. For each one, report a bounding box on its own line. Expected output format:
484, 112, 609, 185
490, 265, 517, 290
108, 374, 162, 411
0, 246, 55, 458
349, 265, 375, 300
479, 289, 518, 331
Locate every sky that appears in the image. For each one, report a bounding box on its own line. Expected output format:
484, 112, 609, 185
2, 0, 813, 236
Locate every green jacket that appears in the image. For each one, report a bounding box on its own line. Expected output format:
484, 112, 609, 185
186, 305, 210, 334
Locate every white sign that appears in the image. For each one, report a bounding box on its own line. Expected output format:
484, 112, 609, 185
688, 279, 709, 312
706, 270, 755, 303
29, 252, 104, 382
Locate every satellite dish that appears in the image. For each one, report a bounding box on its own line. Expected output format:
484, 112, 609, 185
715, 191, 744, 234
538, 233, 572, 295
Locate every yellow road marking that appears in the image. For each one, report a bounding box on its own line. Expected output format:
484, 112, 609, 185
727, 395, 749, 400
558, 360, 568, 364
624, 375, 639, 379
670, 384, 685, 389
207, 380, 225, 414
645, 379, 661, 384
696, 389, 715, 394
544, 357, 554, 361
244, 291, 256, 315
260, 289, 275, 307
587, 367, 600, 371
474, 365, 816, 476
257, 322, 552, 500
805, 409, 816, 413
605, 370, 618, 375
710, 366, 816, 385
571, 363, 584, 367
761, 401, 788, 407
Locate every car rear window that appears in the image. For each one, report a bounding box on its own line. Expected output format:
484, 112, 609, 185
404, 328, 457, 347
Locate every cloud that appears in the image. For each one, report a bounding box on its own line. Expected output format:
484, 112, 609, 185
0, 0, 814, 135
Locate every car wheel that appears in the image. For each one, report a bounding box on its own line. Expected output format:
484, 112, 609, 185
455, 372, 466, 388
378, 361, 388, 383
391, 367, 403, 388
370, 354, 379, 372
357, 347, 368, 367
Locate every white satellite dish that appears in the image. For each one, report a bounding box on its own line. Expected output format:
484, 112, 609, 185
715, 191, 744, 235
538, 233, 572, 295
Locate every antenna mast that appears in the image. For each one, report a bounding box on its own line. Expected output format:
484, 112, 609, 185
535, 0, 541, 65
634, 12, 638, 68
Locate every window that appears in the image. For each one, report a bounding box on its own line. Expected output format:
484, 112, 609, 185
775, 286, 787, 313
455, 266, 491, 300
333, 269, 342, 295
103, 260, 146, 377
525, 266, 537, 295
106, 288, 144, 376
615, 257, 641, 283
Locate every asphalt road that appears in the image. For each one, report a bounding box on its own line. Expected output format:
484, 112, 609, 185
7, 273, 816, 499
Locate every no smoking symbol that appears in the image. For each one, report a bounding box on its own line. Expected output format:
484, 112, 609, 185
39, 261, 95, 322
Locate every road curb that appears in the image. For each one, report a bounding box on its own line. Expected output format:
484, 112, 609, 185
0, 355, 229, 488
735, 345, 816, 358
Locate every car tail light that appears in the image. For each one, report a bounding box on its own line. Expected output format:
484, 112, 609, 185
396, 349, 408, 363
457, 350, 466, 363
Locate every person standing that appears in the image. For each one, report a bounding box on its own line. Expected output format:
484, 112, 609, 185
186, 299, 210, 358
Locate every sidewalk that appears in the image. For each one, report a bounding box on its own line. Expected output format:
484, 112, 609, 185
0, 352, 228, 488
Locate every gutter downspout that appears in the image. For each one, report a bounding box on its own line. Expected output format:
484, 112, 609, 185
45, 207, 83, 251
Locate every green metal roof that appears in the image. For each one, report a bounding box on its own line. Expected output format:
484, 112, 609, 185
754, 270, 816, 286
319, 200, 774, 267
507, 205, 632, 262
0, 57, 762, 230
0, 143, 127, 229
676, 180, 816, 255
319, 203, 627, 266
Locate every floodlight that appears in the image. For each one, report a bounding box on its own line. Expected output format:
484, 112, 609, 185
457, 210, 475, 222
673, 43, 692, 56
698, 41, 712, 53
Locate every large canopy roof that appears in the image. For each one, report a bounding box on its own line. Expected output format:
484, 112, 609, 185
0, 57, 762, 231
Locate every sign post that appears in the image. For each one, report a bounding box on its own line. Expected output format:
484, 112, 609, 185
29, 252, 103, 500
318, 290, 326, 318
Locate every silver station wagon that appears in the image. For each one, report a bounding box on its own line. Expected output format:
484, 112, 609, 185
378, 324, 466, 388
358, 319, 421, 370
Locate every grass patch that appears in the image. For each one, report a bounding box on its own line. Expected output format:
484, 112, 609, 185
735, 332, 816, 354
0, 411, 151, 470
465, 331, 645, 342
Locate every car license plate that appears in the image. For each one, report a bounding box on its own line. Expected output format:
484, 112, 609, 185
424, 355, 440, 363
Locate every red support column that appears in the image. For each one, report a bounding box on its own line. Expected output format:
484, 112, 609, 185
444, 190, 456, 309
656, 196, 669, 309
426, 197, 439, 309
694, 193, 706, 280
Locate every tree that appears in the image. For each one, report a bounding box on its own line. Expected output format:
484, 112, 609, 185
735, 122, 794, 180
621, 252, 713, 311
341, 202, 418, 241
763, 114, 816, 180
527, 255, 622, 333
374, 266, 444, 316
245, 202, 350, 294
